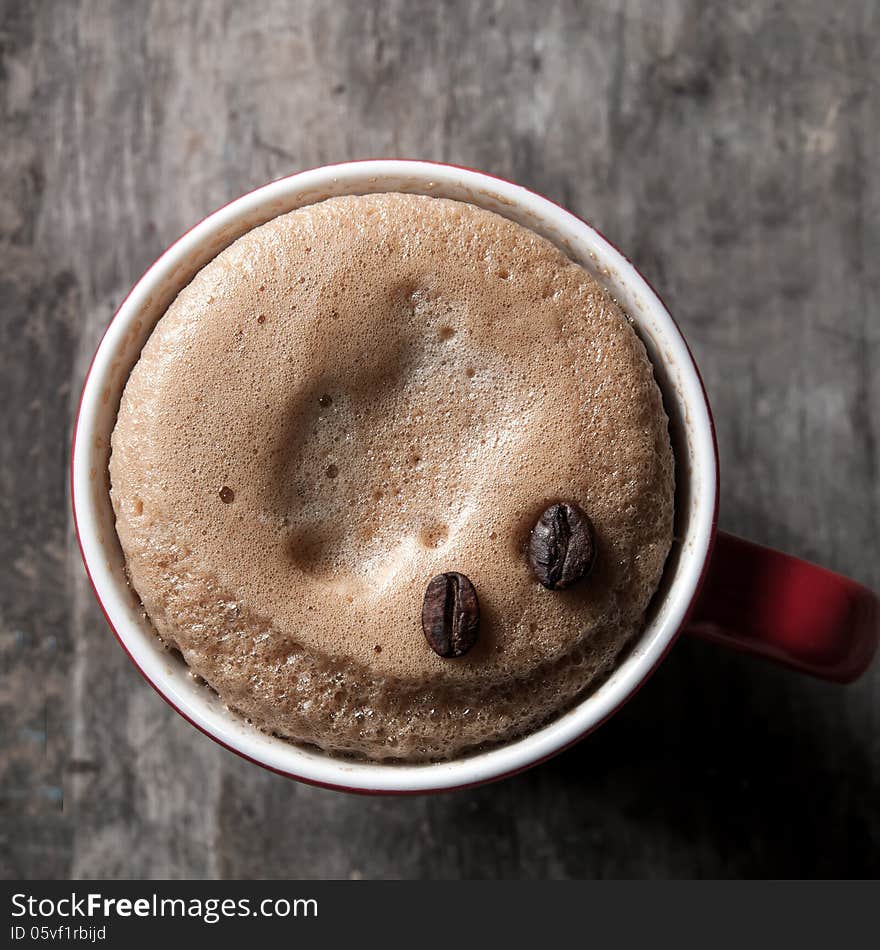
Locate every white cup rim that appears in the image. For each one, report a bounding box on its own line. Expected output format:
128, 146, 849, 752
71, 160, 719, 793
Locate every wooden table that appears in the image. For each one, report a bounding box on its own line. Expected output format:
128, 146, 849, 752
2, 0, 878, 878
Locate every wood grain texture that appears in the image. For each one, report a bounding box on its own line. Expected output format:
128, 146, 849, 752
1, 0, 878, 879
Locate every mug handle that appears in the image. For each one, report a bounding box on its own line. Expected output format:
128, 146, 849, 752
684, 531, 879, 683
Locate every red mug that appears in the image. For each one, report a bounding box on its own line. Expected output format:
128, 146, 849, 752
72, 161, 878, 792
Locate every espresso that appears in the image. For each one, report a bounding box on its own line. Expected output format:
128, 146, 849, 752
110, 193, 674, 761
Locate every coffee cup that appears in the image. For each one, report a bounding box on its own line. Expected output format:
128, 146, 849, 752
72, 160, 879, 792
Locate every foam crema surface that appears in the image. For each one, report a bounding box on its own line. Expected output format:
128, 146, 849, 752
110, 193, 675, 761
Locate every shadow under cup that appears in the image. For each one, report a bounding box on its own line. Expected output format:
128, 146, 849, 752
72, 161, 717, 793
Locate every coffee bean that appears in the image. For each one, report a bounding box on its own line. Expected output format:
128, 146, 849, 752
529, 502, 595, 590
421, 572, 480, 658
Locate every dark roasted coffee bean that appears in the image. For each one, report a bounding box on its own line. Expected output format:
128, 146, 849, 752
421, 572, 480, 658
529, 502, 595, 590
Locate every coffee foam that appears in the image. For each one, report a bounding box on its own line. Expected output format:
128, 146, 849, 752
110, 193, 674, 761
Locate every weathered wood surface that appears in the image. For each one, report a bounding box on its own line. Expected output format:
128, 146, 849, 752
2, 0, 878, 879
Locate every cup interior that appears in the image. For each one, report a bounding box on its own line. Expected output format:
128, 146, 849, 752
72, 161, 717, 792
